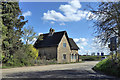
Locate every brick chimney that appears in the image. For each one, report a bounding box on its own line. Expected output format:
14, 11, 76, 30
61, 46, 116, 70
49, 28, 55, 36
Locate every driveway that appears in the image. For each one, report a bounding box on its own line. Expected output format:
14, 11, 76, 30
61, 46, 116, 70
2, 61, 118, 79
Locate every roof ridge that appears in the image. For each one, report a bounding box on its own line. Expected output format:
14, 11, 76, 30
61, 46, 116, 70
40, 31, 66, 35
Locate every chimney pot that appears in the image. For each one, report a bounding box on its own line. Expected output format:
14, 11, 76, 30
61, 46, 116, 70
49, 28, 55, 36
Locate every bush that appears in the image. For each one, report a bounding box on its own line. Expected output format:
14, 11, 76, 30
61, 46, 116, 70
93, 55, 120, 77
33, 59, 57, 66
26, 44, 38, 60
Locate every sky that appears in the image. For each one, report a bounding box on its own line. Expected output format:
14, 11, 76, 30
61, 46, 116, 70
19, 0, 110, 55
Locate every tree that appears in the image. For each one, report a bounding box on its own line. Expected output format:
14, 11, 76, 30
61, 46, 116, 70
22, 26, 37, 45
1, 2, 28, 63
89, 2, 120, 45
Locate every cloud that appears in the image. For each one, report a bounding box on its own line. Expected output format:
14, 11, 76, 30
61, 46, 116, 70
73, 38, 88, 54
23, 11, 32, 17
38, 33, 43, 35
51, 21, 55, 24
43, 0, 95, 22
74, 38, 88, 46
59, 23, 65, 25
90, 37, 110, 53
73, 37, 110, 55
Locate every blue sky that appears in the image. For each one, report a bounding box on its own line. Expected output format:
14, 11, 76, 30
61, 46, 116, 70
19, 0, 110, 55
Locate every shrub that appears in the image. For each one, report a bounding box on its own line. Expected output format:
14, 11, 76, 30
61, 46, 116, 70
26, 44, 38, 60
93, 55, 120, 77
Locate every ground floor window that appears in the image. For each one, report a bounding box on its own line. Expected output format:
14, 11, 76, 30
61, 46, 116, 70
71, 54, 74, 59
75, 54, 77, 59
63, 54, 66, 59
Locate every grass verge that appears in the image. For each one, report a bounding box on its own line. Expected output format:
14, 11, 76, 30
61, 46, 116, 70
93, 55, 120, 77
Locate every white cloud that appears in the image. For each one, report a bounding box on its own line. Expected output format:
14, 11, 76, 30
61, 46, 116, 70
91, 37, 110, 53
73, 37, 110, 55
51, 21, 55, 24
23, 11, 32, 17
38, 33, 43, 35
74, 38, 88, 46
59, 23, 65, 25
43, 0, 95, 22
43, 10, 65, 21
73, 38, 88, 55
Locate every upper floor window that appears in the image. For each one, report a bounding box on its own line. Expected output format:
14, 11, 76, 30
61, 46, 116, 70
63, 43, 66, 47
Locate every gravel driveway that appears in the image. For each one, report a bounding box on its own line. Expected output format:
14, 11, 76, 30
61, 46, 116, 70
2, 61, 118, 79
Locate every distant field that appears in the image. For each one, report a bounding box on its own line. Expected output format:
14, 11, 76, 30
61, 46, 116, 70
79, 55, 109, 61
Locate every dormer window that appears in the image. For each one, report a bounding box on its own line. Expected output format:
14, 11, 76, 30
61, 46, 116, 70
63, 43, 66, 47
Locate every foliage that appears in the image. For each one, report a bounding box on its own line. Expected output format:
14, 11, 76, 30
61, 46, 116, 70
93, 55, 120, 77
26, 44, 38, 60
33, 59, 57, 66
1, 2, 39, 67
22, 26, 37, 45
89, 2, 120, 44
2, 45, 38, 67
1, 2, 28, 64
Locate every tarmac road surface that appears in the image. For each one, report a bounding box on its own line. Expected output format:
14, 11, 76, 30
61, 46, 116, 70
2, 61, 119, 79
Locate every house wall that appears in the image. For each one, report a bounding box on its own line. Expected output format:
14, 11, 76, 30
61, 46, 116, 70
38, 33, 79, 63
57, 34, 71, 63
38, 47, 57, 60
71, 50, 79, 62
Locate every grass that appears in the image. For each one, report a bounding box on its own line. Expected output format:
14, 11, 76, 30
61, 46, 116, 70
93, 54, 120, 77
2, 60, 83, 69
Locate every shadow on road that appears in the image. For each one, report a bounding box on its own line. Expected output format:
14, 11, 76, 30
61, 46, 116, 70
4, 69, 118, 79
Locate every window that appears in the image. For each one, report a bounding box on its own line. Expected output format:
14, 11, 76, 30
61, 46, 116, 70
63, 54, 66, 59
75, 54, 77, 59
71, 54, 74, 59
63, 43, 66, 47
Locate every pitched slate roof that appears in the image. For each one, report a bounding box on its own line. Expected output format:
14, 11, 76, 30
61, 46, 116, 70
34, 31, 66, 48
34, 31, 79, 50
69, 38, 79, 50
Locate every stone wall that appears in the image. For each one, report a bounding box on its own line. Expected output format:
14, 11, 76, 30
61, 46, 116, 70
57, 34, 71, 63
38, 47, 57, 60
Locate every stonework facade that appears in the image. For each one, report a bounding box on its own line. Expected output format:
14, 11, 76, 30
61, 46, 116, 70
57, 33, 71, 63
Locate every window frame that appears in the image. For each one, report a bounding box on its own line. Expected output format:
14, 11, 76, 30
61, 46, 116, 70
63, 43, 66, 48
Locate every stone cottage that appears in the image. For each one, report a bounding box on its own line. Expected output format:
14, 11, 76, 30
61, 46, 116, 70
34, 28, 79, 63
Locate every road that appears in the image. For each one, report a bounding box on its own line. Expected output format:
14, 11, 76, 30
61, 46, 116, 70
2, 61, 118, 79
